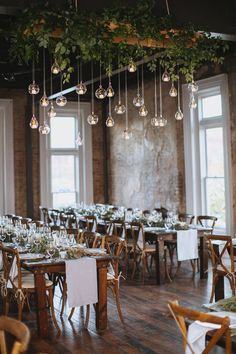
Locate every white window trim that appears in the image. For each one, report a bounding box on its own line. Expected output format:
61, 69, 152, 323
182, 74, 233, 234
40, 101, 93, 208
0, 99, 15, 214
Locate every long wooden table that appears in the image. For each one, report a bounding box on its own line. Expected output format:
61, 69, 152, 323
22, 255, 111, 338
143, 227, 210, 285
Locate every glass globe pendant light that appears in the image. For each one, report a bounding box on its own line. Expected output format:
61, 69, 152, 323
123, 71, 132, 139
106, 74, 115, 98
128, 58, 137, 73
106, 96, 115, 127
29, 94, 39, 129
56, 72, 67, 107
188, 76, 198, 93
28, 58, 40, 95
39, 107, 50, 135
139, 63, 148, 117
87, 62, 99, 125
133, 66, 144, 107
95, 61, 107, 99
162, 67, 171, 82
40, 49, 49, 107
189, 93, 197, 109
51, 60, 60, 74
169, 81, 178, 97
114, 61, 126, 114
175, 70, 184, 120
76, 61, 87, 95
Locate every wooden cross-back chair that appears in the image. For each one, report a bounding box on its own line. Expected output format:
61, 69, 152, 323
197, 215, 217, 230
109, 219, 126, 238
39, 206, 51, 225
168, 300, 232, 354
0, 244, 60, 334
49, 209, 60, 226
66, 212, 78, 228
178, 213, 195, 225
0, 316, 30, 354
69, 235, 125, 324
207, 235, 235, 303
80, 231, 105, 248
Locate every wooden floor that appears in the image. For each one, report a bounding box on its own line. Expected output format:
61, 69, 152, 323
6, 263, 232, 354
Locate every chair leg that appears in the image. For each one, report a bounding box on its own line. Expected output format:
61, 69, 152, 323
209, 275, 218, 303
48, 288, 61, 334
84, 304, 90, 328
113, 283, 124, 322
60, 282, 67, 317
164, 250, 172, 283
68, 307, 75, 320
17, 298, 23, 321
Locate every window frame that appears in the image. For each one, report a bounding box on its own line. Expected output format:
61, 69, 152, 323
40, 101, 93, 208
182, 74, 233, 234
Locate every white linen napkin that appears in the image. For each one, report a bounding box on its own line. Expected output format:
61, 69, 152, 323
65, 257, 98, 308
177, 229, 198, 261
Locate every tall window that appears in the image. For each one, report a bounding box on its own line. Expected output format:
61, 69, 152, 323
183, 74, 232, 234
40, 102, 93, 209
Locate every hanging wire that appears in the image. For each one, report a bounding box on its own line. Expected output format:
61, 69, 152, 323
79, 59, 83, 82
50, 55, 53, 96
43, 48, 46, 93
159, 62, 163, 116
137, 66, 140, 94
77, 64, 81, 116
125, 70, 128, 129
32, 92, 35, 115
60, 72, 63, 94
141, 63, 145, 100
75, 0, 78, 12
165, 0, 170, 15
91, 61, 94, 113
177, 66, 180, 109
109, 96, 111, 115
154, 66, 157, 116
99, 60, 102, 86
32, 56, 35, 82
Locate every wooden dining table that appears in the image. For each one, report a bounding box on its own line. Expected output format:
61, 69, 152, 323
21, 255, 111, 338
143, 227, 211, 285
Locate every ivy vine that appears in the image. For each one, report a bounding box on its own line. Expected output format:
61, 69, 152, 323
2, 0, 229, 82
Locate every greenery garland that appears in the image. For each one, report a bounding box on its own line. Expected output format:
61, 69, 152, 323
2, 0, 229, 82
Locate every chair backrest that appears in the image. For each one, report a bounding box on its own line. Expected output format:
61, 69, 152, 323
207, 235, 234, 273
197, 215, 217, 229
11, 217, 22, 226
85, 215, 97, 232
154, 207, 168, 219
168, 300, 232, 354
142, 209, 151, 217
66, 212, 78, 228
0, 315, 30, 354
0, 244, 22, 291
59, 213, 68, 227
104, 235, 125, 276
80, 231, 103, 248
39, 206, 51, 224
49, 209, 60, 226
109, 220, 126, 238
129, 222, 144, 250
50, 225, 65, 232
66, 228, 81, 243
178, 213, 194, 225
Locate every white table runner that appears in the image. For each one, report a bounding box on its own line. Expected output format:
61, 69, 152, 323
177, 229, 198, 261
65, 257, 98, 308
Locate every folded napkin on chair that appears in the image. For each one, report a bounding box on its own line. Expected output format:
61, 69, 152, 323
65, 257, 98, 308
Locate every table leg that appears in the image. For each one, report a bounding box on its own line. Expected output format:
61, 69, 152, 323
200, 236, 208, 279
215, 276, 225, 301
96, 264, 107, 330
156, 238, 165, 285
34, 271, 48, 337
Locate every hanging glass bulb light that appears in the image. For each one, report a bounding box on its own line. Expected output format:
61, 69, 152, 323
56, 72, 67, 107
151, 115, 159, 127
39, 108, 50, 135
156, 115, 167, 127
188, 80, 198, 93
48, 101, 56, 118
28, 58, 40, 95
40, 49, 49, 107
75, 131, 83, 146
76, 61, 87, 95
87, 62, 99, 125
51, 60, 61, 74
114, 63, 126, 114
76, 81, 87, 95
128, 58, 137, 73
106, 74, 115, 97
28, 81, 40, 95
189, 94, 197, 109
175, 70, 184, 120
139, 63, 148, 117
162, 68, 170, 82
30, 114, 39, 129
95, 61, 107, 99
139, 105, 148, 117
169, 82, 178, 97
133, 66, 144, 107
106, 97, 114, 127
123, 70, 132, 139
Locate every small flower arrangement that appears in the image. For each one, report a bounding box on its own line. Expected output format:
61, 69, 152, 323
173, 222, 189, 230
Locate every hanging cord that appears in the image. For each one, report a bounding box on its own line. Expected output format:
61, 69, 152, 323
118, 57, 121, 103
154, 67, 157, 116
77, 64, 81, 118
50, 55, 53, 96
125, 70, 128, 129
165, 0, 170, 16
32, 56, 35, 82
137, 66, 140, 94
80, 59, 83, 82
91, 62, 94, 113
75, 0, 78, 12
60, 72, 63, 94
43, 48, 46, 94
159, 63, 163, 116
99, 60, 102, 86
141, 63, 145, 101
177, 67, 180, 109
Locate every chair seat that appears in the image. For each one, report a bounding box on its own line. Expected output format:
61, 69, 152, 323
13, 274, 53, 289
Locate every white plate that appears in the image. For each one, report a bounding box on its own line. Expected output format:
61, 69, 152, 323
20, 253, 45, 260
